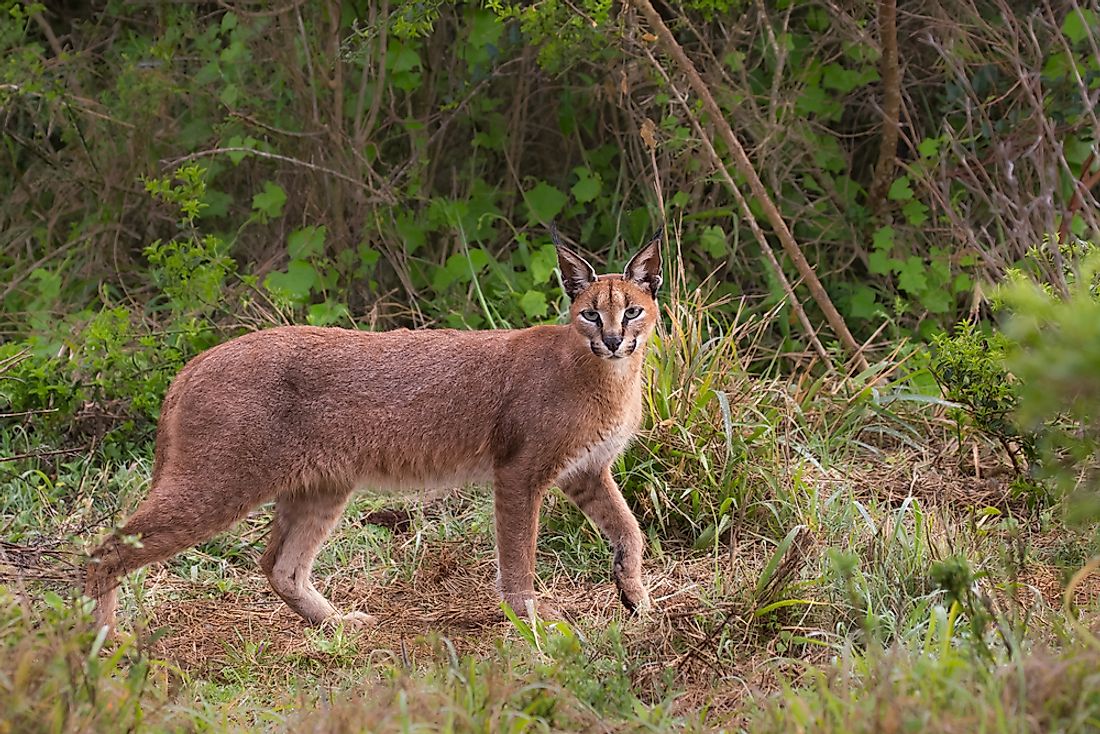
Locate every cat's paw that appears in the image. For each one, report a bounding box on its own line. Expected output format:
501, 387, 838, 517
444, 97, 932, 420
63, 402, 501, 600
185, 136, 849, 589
323, 611, 378, 629
499, 593, 563, 621
615, 579, 652, 616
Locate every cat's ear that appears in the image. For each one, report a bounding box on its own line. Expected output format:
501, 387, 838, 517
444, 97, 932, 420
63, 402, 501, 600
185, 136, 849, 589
624, 227, 663, 298
551, 224, 597, 300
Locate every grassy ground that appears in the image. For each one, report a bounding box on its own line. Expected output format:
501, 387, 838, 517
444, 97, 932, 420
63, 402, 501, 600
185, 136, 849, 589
2, 301, 1100, 732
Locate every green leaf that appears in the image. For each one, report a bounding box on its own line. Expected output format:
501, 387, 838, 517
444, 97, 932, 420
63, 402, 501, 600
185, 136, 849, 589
754, 525, 806, 599
868, 249, 896, 276
1062, 8, 1098, 44
252, 181, 286, 219
872, 226, 895, 251
822, 63, 868, 93
524, 181, 568, 223
699, 225, 727, 258
528, 244, 558, 284
307, 301, 349, 326
920, 287, 952, 314
434, 249, 490, 290
902, 199, 929, 226
288, 226, 326, 260
264, 259, 316, 301
388, 43, 421, 73
219, 83, 239, 107
571, 169, 602, 204
358, 244, 380, 271
467, 9, 503, 50
887, 176, 914, 201
796, 85, 828, 115
849, 285, 879, 319
395, 214, 426, 254
754, 598, 823, 617
518, 290, 548, 319
897, 257, 928, 294
918, 136, 943, 158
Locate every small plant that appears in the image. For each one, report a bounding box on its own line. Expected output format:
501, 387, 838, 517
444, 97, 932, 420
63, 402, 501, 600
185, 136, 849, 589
929, 320, 1035, 473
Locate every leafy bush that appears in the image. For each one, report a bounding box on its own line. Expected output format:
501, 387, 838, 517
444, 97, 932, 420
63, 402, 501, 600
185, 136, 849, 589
999, 249, 1100, 525
929, 320, 1035, 472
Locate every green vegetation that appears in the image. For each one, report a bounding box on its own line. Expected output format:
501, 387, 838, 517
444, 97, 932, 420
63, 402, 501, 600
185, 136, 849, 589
2, 1, 1099, 732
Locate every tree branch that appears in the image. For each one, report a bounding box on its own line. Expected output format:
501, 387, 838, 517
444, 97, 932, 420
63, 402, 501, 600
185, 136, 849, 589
867, 0, 901, 213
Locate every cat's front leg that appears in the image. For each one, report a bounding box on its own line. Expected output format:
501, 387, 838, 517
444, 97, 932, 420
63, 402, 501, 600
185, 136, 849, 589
492, 466, 550, 617
558, 464, 650, 614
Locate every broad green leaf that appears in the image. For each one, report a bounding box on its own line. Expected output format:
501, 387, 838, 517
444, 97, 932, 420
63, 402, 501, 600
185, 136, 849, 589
395, 214, 426, 254
467, 9, 503, 50
358, 244, 380, 271
920, 288, 952, 314
699, 225, 727, 258
849, 285, 879, 319
528, 244, 558, 284
307, 301, 349, 326
903, 199, 929, 226
518, 290, 548, 319
264, 259, 316, 301
796, 85, 828, 115
918, 136, 943, 158
219, 83, 239, 107
388, 43, 421, 73
822, 63, 864, 93
252, 181, 286, 219
887, 176, 914, 201
524, 181, 568, 223
435, 249, 490, 290
571, 170, 602, 204
897, 257, 928, 294
288, 226, 326, 260
868, 249, 896, 276
1063, 8, 1098, 44
872, 226, 895, 251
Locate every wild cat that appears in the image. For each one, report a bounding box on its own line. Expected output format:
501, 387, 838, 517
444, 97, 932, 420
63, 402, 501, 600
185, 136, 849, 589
85, 228, 662, 631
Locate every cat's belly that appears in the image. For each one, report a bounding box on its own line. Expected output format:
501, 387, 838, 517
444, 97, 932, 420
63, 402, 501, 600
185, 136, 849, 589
352, 462, 495, 494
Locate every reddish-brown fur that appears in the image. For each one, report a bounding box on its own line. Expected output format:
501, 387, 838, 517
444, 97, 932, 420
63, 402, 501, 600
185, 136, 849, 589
85, 234, 662, 631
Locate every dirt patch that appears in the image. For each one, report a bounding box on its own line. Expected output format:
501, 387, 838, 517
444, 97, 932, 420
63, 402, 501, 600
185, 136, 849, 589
1021, 563, 1100, 609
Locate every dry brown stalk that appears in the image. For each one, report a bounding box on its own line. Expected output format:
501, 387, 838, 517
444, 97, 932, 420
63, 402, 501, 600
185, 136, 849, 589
641, 46, 834, 371
630, 0, 868, 371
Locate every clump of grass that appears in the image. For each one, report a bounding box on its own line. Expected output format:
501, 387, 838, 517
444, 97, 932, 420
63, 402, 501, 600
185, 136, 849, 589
0, 590, 179, 733
749, 643, 1100, 734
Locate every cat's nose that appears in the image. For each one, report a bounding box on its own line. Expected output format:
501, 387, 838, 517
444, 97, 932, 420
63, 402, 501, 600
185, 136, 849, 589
603, 334, 623, 352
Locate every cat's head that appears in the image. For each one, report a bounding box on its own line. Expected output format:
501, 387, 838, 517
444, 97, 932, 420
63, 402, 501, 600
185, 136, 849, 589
552, 226, 663, 361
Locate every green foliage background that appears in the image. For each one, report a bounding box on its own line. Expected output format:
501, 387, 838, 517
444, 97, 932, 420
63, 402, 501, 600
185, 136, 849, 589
3, 0, 1099, 449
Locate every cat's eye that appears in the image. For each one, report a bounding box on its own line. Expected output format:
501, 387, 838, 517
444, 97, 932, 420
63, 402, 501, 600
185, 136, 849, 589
624, 306, 643, 320
580, 309, 601, 323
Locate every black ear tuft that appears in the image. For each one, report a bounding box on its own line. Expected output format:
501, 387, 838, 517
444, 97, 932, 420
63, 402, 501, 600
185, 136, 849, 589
624, 228, 663, 298
551, 226, 597, 300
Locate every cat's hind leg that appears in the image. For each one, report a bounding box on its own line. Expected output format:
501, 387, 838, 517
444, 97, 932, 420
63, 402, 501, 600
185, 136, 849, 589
260, 489, 372, 626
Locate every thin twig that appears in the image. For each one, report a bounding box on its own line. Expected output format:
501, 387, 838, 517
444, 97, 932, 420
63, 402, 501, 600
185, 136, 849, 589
0, 448, 85, 463
159, 148, 395, 203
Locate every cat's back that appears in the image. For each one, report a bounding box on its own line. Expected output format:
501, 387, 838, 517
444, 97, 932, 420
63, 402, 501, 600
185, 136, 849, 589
164, 323, 578, 435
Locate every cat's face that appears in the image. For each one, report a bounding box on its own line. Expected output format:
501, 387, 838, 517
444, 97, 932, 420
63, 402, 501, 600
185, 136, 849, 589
555, 232, 663, 361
